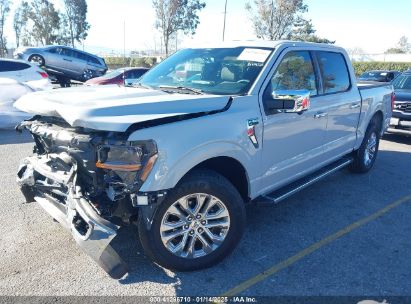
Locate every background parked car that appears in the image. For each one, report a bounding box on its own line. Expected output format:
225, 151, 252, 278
0, 58, 52, 91
390, 70, 411, 130
358, 70, 400, 82
14, 45, 107, 83
0, 59, 52, 129
84, 67, 149, 86
0, 78, 37, 129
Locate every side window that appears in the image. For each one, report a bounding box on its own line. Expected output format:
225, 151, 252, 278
268, 51, 317, 96
128, 70, 146, 79
73, 51, 83, 60
60, 48, 73, 57
126, 70, 136, 79
134, 70, 147, 78
89, 56, 101, 65
48, 47, 62, 54
316, 51, 350, 94
0, 60, 30, 72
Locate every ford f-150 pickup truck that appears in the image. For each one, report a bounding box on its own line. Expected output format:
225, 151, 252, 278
14, 41, 394, 279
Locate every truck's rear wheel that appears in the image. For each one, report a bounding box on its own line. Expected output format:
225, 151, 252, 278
350, 116, 381, 173
138, 170, 246, 271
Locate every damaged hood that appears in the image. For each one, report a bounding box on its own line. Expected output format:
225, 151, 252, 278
14, 85, 231, 132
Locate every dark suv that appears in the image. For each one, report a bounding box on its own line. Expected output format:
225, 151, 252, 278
391, 70, 411, 129
14, 45, 107, 82
358, 70, 400, 83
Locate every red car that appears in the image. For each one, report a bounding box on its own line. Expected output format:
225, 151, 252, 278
84, 67, 149, 86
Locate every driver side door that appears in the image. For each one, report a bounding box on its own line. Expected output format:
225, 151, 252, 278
259, 49, 329, 193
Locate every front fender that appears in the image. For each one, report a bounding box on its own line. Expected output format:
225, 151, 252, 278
141, 140, 252, 193
127, 96, 262, 197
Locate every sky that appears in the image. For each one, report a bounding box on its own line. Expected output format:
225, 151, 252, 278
3, 0, 411, 55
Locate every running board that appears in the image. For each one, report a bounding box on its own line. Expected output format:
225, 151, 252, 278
254, 157, 353, 205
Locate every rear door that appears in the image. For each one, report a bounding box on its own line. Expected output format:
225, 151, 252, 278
58, 48, 86, 77
259, 49, 329, 193
313, 51, 361, 159
69, 50, 87, 76
85, 54, 105, 74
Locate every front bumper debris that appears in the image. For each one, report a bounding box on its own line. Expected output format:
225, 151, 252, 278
16, 152, 128, 279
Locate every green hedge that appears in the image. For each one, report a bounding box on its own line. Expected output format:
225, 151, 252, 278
104, 56, 157, 70
352, 62, 411, 76
104, 58, 411, 76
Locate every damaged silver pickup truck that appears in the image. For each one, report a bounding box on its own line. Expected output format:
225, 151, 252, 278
14, 41, 393, 279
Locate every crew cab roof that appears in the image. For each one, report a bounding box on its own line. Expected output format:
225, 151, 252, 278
189, 40, 345, 52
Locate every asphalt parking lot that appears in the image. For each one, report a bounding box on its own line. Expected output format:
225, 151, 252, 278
0, 129, 410, 298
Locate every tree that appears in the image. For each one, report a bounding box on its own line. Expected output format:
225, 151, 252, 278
13, 1, 30, 48
63, 0, 90, 47
290, 19, 334, 44
397, 36, 410, 53
346, 47, 365, 56
385, 36, 410, 54
56, 13, 72, 45
245, 0, 307, 40
0, 0, 10, 57
153, 0, 206, 56
28, 0, 61, 45
384, 48, 405, 54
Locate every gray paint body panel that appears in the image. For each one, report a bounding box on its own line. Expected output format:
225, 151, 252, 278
15, 41, 393, 199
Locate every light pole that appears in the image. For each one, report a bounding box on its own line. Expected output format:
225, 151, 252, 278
123, 20, 126, 64
222, 0, 228, 41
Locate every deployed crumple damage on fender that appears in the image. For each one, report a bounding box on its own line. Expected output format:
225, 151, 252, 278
17, 152, 128, 279
13, 85, 232, 132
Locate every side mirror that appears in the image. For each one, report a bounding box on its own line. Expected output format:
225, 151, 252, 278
267, 89, 310, 113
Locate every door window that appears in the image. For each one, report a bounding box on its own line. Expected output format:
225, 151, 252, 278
60, 48, 74, 57
88, 56, 101, 65
316, 51, 350, 94
268, 51, 317, 95
48, 47, 62, 54
263, 51, 317, 114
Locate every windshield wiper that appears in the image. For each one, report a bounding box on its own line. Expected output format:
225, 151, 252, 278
158, 85, 205, 95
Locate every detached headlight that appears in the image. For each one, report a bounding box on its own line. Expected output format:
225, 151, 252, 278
96, 140, 158, 182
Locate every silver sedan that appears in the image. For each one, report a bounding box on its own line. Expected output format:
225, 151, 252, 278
14, 45, 107, 82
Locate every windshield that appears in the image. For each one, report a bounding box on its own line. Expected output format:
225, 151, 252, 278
139, 47, 273, 95
359, 71, 389, 80
100, 69, 124, 79
392, 74, 411, 89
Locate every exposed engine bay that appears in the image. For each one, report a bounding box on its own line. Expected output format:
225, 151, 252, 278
15, 116, 162, 278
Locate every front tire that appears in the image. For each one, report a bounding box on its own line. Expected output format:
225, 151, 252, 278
28, 54, 45, 66
350, 116, 381, 173
138, 170, 246, 271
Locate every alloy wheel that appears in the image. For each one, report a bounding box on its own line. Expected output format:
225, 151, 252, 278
160, 193, 230, 259
83, 69, 93, 80
29, 55, 43, 66
364, 132, 377, 166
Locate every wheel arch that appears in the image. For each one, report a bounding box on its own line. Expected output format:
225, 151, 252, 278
181, 156, 250, 202
372, 110, 384, 136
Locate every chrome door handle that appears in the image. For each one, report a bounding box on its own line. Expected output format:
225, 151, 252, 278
350, 103, 361, 109
314, 112, 327, 119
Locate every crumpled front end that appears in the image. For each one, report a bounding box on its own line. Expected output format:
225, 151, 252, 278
16, 151, 128, 279
14, 117, 164, 279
